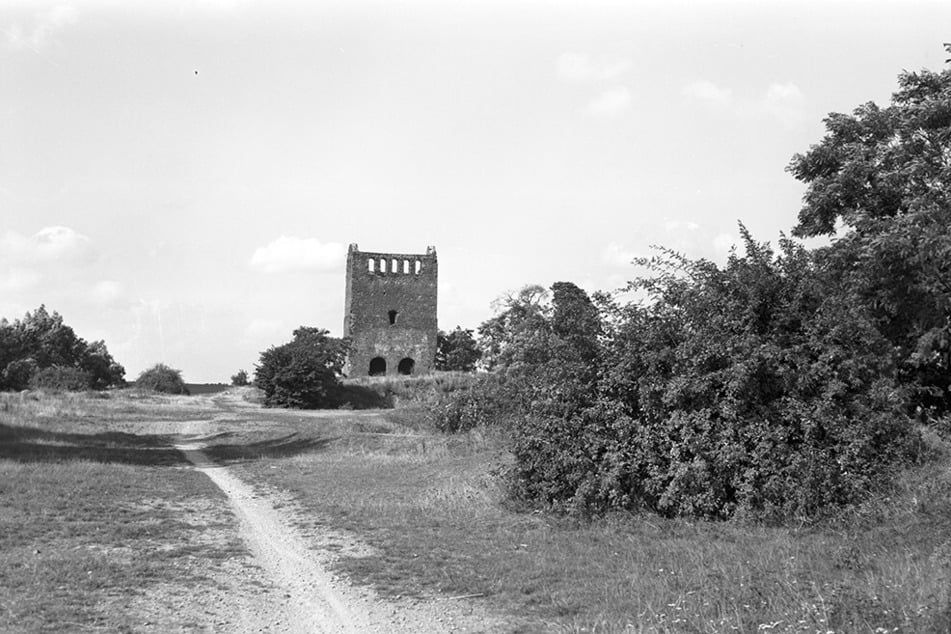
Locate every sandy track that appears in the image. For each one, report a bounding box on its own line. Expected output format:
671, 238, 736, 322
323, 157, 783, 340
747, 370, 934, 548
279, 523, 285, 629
175, 419, 499, 633
176, 442, 358, 633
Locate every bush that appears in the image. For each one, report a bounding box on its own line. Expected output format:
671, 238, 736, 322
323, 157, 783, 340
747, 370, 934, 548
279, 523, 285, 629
231, 369, 249, 386
427, 373, 521, 432
30, 366, 93, 391
254, 327, 347, 409
136, 364, 189, 395
498, 239, 917, 521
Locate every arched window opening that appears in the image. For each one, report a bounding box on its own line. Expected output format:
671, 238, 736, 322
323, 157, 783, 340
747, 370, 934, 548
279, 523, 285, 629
398, 358, 415, 375
391, 258, 398, 273
369, 357, 387, 376
367, 258, 375, 273
379, 258, 387, 273
388, 310, 398, 325
415, 261, 422, 274
403, 259, 410, 274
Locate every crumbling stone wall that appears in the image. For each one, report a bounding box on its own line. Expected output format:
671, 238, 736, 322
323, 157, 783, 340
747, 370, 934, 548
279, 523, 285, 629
343, 243, 438, 377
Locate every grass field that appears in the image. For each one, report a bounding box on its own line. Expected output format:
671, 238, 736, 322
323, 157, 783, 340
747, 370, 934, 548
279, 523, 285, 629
3, 388, 950, 632
0, 390, 257, 632
221, 403, 951, 633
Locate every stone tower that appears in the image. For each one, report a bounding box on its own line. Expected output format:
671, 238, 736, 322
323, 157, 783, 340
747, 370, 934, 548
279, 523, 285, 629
343, 244, 438, 377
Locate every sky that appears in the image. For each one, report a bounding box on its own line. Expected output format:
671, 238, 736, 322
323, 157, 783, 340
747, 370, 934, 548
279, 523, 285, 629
2, 0, 950, 382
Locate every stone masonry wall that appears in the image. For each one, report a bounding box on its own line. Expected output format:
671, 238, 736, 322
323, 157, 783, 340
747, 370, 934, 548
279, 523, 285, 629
343, 244, 438, 377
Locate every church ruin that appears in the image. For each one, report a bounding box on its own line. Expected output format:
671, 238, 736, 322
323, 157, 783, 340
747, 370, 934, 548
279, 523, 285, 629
343, 244, 438, 377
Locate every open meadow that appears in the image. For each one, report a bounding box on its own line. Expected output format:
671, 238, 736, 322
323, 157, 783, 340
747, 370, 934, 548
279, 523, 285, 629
2, 386, 950, 632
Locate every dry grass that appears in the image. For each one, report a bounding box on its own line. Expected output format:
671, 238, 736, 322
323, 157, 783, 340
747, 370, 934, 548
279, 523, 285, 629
4, 388, 949, 632
228, 413, 951, 633
0, 389, 254, 632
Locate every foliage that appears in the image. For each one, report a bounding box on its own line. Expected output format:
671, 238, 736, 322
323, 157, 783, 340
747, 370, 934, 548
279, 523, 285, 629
787, 49, 951, 413
230, 369, 249, 386
482, 239, 916, 521
0, 306, 125, 391
136, 364, 189, 395
253, 327, 347, 409
30, 366, 94, 392
476, 285, 552, 372
435, 327, 481, 372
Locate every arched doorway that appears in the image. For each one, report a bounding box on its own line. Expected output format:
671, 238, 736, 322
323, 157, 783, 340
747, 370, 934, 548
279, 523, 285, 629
397, 357, 415, 375
369, 357, 387, 376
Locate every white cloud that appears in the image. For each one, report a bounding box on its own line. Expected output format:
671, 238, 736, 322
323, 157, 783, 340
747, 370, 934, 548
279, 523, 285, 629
0, 226, 95, 264
683, 79, 805, 125
5, 4, 79, 51
585, 87, 632, 117
682, 80, 733, 106
557, 52, 632, 83
601, 242, 639, 267
91, 280, 123, 305
762, 82, 805, 125
248, 236, 345, 273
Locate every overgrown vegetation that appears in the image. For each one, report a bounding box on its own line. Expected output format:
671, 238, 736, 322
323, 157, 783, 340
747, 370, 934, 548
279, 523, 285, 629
0, 305, 125, 391
430, 50, 951, 523
226, 404, 951, 632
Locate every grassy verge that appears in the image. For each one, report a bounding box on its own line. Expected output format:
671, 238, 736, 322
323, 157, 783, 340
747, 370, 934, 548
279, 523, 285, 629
0, 390, 254, 632
226, 412, 951, 633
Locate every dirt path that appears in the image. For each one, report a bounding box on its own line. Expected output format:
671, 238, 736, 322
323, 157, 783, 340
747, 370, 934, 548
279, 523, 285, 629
174, 419, 492, 633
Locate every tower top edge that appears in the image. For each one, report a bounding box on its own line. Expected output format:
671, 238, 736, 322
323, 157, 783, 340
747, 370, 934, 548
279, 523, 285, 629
348, 246, 437, 259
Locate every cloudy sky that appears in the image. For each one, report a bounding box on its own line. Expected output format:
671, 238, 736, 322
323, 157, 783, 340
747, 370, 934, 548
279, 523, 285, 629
2, 1, 949, 382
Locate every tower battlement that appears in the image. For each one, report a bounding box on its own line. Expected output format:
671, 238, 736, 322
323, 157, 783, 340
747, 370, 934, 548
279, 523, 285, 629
343, 243, 438, 376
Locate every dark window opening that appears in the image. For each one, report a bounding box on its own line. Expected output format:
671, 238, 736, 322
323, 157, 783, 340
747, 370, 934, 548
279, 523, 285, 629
398, 358, 415, 375
388, 310, 398, 325
369, 357, 387, 376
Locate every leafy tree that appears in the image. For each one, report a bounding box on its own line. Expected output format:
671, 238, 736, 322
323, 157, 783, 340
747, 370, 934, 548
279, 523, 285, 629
0, 306, 125, 391
136, 364, 189, 395
435, 327, 481, 372
231, 369, 249, 386
787, 46, 951, 412
476, 284, 552, 372
254, 327, 347, 409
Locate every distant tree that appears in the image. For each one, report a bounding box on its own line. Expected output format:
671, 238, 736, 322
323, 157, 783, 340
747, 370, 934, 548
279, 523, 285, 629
0, 306, 125, 391
136, 364, 189, 395
231, 369, 250, 386
787, 47, 951, 412
435, 327, 481, 372
476, 285, 552, 372
254, 327, 347, 409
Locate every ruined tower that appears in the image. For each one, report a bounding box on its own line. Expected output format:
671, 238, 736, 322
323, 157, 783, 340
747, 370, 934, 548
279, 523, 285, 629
343, 244, 438, 377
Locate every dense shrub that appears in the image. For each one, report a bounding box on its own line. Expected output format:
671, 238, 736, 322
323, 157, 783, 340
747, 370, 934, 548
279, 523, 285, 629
476, 242, 917, 521
254, 327, 347, 409
231, 369, 249, 386
136, 364, 189, 395
428, 373, 523, 432
30, 366, 94, 391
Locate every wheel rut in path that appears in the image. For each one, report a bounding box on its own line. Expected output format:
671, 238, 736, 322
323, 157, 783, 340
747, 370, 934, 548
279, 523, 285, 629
177, 439, 363, 633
